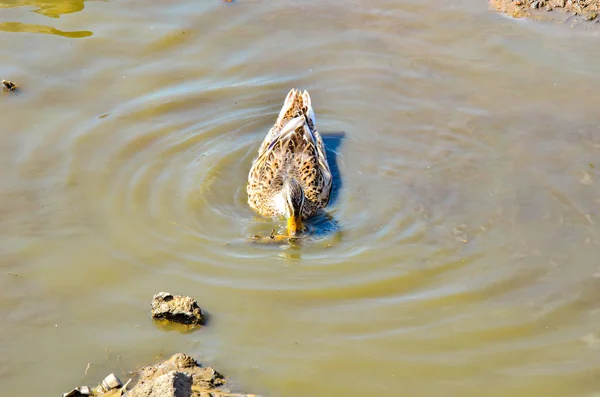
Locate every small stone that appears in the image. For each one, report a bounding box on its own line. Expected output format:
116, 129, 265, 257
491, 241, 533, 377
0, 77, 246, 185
1, 80, 18, 91
151, 292, 205, 326
99, 373, 122, 392
531, 1, 539, 9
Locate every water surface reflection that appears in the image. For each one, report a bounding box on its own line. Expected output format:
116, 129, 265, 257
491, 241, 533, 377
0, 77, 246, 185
1, 1, 600, 397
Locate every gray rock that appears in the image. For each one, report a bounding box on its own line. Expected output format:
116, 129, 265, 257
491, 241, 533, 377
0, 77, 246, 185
151, 292, 205, 326
138, 353, 226, 391
128, 371, 192, 397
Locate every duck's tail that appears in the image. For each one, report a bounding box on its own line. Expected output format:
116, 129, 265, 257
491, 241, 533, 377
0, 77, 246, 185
275, 88, 316, 131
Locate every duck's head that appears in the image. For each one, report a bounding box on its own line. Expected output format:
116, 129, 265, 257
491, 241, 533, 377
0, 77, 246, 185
282, 178, 305, 236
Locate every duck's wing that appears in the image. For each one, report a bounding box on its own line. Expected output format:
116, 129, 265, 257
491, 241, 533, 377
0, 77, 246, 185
257, 89, 316, 153
248, 115, 306, 195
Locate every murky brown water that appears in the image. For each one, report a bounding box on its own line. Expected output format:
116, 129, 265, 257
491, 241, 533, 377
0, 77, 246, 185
2, 1, 600, 396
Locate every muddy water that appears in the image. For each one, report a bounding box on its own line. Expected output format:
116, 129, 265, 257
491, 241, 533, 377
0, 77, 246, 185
1, 1, 600, 396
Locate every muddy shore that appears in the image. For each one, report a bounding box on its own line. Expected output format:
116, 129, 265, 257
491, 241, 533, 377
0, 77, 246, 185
64, 353, 259, 397
490, 0, 599, 24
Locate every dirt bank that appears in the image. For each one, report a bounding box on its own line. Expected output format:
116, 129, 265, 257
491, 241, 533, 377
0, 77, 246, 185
63, 353, 259, 397
490, 0, 599, 23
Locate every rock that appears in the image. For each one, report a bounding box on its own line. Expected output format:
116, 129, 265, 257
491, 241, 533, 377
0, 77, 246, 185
125, 353, 260, 397
98, 373, 122, 393
138, 353, 226, 391
151, 292, 205, 326
128, 371, 192, 397
491, 0, 600, 25
1, 80, 19, 91
65, 353, 258, 397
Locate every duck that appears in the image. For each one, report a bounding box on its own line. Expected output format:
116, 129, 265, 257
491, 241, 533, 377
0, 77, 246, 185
247, 88, 332, 237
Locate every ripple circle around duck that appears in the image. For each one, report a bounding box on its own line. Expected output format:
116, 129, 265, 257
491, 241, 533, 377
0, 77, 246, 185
67, 27, 491, 296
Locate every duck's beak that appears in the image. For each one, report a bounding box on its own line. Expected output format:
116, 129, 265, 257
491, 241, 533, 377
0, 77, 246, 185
286, 214, 303, 236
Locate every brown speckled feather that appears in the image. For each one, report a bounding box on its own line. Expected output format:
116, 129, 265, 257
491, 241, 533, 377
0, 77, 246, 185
247, 89, 332, 219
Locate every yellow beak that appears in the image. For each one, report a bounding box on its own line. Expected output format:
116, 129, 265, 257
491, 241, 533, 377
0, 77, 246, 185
286, 214, 303, 236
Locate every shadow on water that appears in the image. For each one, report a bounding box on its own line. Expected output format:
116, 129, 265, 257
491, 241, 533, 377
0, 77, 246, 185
321, 131, 345, 206
304, 131, 345, 239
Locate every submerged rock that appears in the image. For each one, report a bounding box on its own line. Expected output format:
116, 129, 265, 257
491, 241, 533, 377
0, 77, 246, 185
151, 292, 205, 326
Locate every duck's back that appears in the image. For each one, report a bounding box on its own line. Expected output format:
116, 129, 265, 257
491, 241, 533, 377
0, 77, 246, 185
247, 89, 332, 218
